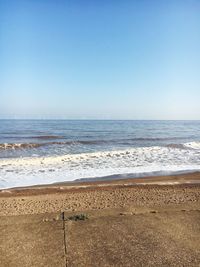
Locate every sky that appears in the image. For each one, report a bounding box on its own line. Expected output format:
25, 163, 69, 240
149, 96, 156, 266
0, 0, 200, 120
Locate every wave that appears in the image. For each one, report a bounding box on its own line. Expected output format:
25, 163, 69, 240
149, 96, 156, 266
165, 144, 186, 149
0, 145, 200, 188
183, 142, 200, 150
28, 136, 187, 142
165, 142, 200, 150
0, 143, 43, 150
1, 140, 200, 151
31, 135, 63, 140
125, 137, 185, 141
0, 140, 107, 150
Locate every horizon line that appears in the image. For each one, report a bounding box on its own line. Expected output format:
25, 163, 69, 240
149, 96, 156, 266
0, 118, 200, 121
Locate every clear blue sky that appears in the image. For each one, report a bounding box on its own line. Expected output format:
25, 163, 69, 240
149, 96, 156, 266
0, 0, 200, 119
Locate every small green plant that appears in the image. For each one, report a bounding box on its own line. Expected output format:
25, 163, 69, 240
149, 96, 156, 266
68, 213, 88, 221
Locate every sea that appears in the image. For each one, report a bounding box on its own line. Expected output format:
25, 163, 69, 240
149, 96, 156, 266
0, 120, 200, 189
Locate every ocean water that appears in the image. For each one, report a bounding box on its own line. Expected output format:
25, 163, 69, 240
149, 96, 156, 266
0, 120, 200, 188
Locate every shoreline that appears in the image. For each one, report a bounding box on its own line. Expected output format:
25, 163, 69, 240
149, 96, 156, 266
0, 172, 199, 216
1, 171, 200, 196
1, 143, 200, 189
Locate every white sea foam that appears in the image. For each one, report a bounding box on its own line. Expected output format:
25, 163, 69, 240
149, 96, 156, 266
183, 141, 200, 150
0, 145, 200, 189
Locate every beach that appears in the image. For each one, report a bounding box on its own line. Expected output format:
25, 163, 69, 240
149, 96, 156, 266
0, 172, 200, 216
0, 120, 200, 266
1, 0, 200, 265
0, 172, 200, 266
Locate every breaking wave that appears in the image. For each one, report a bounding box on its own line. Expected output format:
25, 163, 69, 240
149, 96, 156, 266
0, 145, 200, 188
0, 143, 43, 150
0, 140, 107, 150
165, 144, 186, 149
183, 142, 200, 150
1, 139, 199, 151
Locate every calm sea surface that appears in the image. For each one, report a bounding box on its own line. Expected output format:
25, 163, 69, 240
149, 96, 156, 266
0, 120, 200, 188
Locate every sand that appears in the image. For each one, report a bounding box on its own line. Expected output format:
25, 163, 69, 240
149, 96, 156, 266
0, 172, 200, 216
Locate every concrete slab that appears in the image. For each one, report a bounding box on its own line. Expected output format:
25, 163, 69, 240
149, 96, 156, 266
0, 213, 66, 267
0, 208, 199, 267
65, 210, 200, 267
